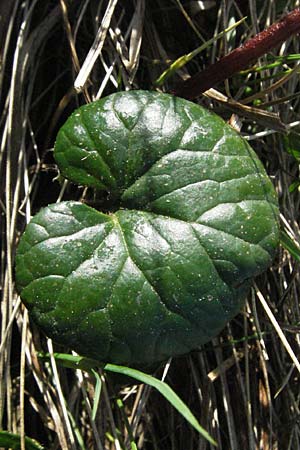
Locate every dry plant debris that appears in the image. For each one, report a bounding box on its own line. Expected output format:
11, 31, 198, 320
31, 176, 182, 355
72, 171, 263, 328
1, 1, 300, 449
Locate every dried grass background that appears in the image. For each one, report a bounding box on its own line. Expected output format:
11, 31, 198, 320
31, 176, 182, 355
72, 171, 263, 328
1, 1, 300, 449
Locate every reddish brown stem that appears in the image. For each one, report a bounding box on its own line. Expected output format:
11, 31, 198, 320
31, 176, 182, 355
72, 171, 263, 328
173, 8, 300, 100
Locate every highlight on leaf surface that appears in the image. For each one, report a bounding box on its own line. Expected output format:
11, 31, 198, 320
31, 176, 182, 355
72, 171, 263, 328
15, 90, 280, 368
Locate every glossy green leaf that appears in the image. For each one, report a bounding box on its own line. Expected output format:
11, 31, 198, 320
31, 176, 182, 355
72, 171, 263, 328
0, 431, 44, 450
16, 90, 280, 368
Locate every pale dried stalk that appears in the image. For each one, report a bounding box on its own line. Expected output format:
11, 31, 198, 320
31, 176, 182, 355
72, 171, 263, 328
20, 309, 28, 450
47, 338, 77, 450
254, 283, 300, 374
1, 0, 39, 430
74, 0, 119, 92
1, 3, 71, 447
212, 338, 239, 450
127, 0, 145, 82
60, 0, 91, 103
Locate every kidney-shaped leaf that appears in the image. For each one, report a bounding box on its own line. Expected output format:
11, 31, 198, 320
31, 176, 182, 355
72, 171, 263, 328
16, 91, 279, 368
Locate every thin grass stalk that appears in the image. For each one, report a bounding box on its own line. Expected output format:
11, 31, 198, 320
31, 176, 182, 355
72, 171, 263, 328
47, 338, 77, 450
244, 305, 256, 450
212, 338, 238, 450
2, 0, 34, 431
74, 0, 119, 92
254, 284, 300, 374
102, 380, 123, 450
20, 309, 28, 450
227, 322, 256, 450
76, 370, 104, 450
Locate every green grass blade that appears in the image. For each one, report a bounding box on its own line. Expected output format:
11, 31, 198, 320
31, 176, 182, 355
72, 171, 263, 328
240, 53, 300, 73
104, 363, 217, 446
40, 354, 216, 445
67, 411, 87, 450
288, 180, 300, 193
116, 398, 138, 450
155, 17, 246, 86
0, 431, 44, 450
91, 368, 102, 421
38, 352, 100, 371
280, 230, 300, 261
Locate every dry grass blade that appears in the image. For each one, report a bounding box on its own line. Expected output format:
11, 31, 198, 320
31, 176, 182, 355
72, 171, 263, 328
127, 0, 145, 82
60, 0, 80, 73
47, 339, 77, 449
204, 88, 287, 131
240, 61, 300, 104
254, 283, 300, 374
74, 0, 119, 92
